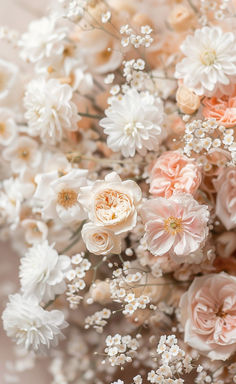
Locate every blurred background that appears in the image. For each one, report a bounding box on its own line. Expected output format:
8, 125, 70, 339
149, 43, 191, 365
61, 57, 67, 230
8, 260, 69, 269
0, 2, 52, 382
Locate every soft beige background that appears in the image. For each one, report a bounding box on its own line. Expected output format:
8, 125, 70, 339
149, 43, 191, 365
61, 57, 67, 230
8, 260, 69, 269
0, 2, 52, 382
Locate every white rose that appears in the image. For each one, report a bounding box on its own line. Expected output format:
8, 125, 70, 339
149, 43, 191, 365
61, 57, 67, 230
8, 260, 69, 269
78, 172, 142, 234
81, 222, 121, 255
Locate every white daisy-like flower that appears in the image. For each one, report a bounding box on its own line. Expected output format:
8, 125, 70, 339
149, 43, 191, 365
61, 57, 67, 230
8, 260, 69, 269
34, 169, 88, 223
2, 136, 41, 173
24, 78, 80, 144
0, 108, 17, 146
100, 88, 165, 157
19, 241, 70, 302
175, 27, 236, 96
18, 17, 67, 63
0, 59, 18, 100
2, 293, 67, 353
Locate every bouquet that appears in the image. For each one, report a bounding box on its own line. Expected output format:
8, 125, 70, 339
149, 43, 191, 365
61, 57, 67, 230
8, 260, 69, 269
1, 0, 236, 383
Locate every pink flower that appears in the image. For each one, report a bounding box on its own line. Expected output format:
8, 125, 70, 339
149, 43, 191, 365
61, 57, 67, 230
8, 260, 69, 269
140, 194, 209, 262
180, 273, 236, 360
213, 167, 236, 230
150, 151, 201, 198
202, 90, 236, 128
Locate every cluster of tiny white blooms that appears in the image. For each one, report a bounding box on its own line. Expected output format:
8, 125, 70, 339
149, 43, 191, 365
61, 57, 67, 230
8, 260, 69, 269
24, 78, 80, 144
0, 26, 19, 45
175, 27, 236, 96
183, 118, 236, 166
85, 308, 111, 333
120, 24, 153, 49
100, 88, 165, 157
57, 0, 91, 21
109, 263, 151, 316
105, 334, 140, 366
122, 59, 150, 91
199, 0, 231, 23
146, 335, 194, 383
18, 17, 67, 64
19, 241, 70, 302
66, 252, 91, 309
2, 294, 67, 354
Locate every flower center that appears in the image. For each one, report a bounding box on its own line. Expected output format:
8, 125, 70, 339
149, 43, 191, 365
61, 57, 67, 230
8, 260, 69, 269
124, 122, 142, 137
95, 189, 131, 223
0, 122, 5, 134
200, 49, 216, 66
18, 147, 30, 159
57, 189, 78, 209
216, 305, 227, 319
164, 216, 183, 235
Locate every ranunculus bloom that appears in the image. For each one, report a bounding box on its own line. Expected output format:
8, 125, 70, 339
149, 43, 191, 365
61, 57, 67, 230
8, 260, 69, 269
81, 222, 121, 255
78, 172, 142, 234
213, 167, 236, 230
176, 85, 201, 115
168, 5, 194, 32
140, 194, 209, 262
202, 91, 236, 128
150, 151, 202, 198
180, 273, 236, 360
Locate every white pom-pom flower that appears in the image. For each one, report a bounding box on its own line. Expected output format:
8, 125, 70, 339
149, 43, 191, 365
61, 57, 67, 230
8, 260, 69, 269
100, 88, 165, 157
19, 241, 70, 302
2, 294, 67, 354
175, 27, 236, 96
24, 78, 80, 144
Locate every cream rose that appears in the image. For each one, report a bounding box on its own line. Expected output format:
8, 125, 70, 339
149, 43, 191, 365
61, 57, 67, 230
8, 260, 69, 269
213, 167, 236, 230
176, 85, 201, 114
180, 273, 236, 361
78, 172, 142, 234
81, 222, 121, 255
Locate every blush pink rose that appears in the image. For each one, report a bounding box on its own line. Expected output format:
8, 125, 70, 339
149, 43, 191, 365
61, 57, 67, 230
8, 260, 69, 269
150, 151, 202, 198
213, 167, 236, 230
140, 193, 209, 263
180, 273, 236, 361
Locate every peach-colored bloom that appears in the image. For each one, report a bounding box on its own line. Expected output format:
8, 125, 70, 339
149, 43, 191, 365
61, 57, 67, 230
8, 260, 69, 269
168, 5, 195, 32
150, 151, 202, 198
180, 273, 236, 360
140, 194, 209, 262
78, 172, 142, 235
176, 85, 201, 114
213, 167, 236, 230
202, 90, 236, 127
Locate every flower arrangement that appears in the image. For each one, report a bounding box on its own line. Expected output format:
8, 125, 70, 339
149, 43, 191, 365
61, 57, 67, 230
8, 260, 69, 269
1, 0, 236, 383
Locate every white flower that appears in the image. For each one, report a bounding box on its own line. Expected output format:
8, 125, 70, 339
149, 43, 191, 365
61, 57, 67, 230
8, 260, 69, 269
24, 78, 80, 144
0, 108, 17, 145
81, 222, 122, 255
34, 169, 88, 223
18, 17, 67, 63
2, 294, 67, 353
21, 219, 48, 245
0, 178, 23, 229
0, 59, 18, 100
3, 136, 41, 173
78, 172, 142, 234
100, 88, 165, 157
175, 27, 236, 96
19, 241, 70, 302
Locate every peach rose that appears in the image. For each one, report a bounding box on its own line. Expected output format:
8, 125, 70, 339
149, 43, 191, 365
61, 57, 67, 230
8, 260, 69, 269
168, 5, 194, 32
81, 222, 121, 255
176, 85, 201, 114
78, 172, 142, 234
202, 90, 236, 128
150, 151, 202, 198
213, 167, 236, 230
180, 273, 236, 360
140, 193, 209, 263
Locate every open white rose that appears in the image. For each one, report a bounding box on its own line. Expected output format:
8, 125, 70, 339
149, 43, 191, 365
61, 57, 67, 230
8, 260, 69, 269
78, 172, 142, 234
81, 222, 121, 255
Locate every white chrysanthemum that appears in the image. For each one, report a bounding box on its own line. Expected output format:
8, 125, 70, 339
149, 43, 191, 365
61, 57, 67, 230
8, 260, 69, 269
18, 17, 67, 63
2, 294, 67, 354
24, 78, 80, 144
19, 241, 70, 302
175, 27, 236, 96
100, 88, 165, 157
